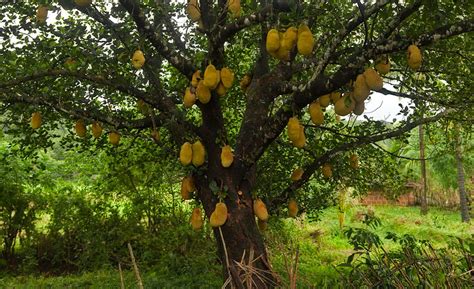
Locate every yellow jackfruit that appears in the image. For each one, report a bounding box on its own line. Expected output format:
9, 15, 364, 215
335, 93, 356, 116
183, 87, 196, 108
187, 0, 201, 22
253, 199, 269, 221
75, 0, 92, 7
281, 26, 298, 51
227, 0, 241, 18
257, 219, 267, 231
203, 64, 220, 89
192, 140, 206, 167
91, 122, 102, 138
109, 131, 120, 145
31, 112, 42, 129
210, 202, 228, 227
319, 94, 331, 107
322, 163, 332, 178
196, 80, 211, 104
181, 176, 195, 200
287, 117, 301, 142
292, 125, 306, 148
274, 46, 290, 61
36, 5, 48, 23
220, 67, 234, 89
407, 44, 422, 70
349, 154, 359, 169
132, 50, 145, 69
190, 208, 203, 230
180, 142, 193, 166
353, 74, 370, 102
291, 168, 304, 181
75, 119, 87, 138
191, 70, 201, 87
266, 29, 280, 53
375, 57, 390, 75
297, 24, 314, 56
215, 82, 226, 96
221, 145, 234, 168
363, 68, 383, 91
353, 100, 365, 116
330, 91, 342, 104
288, 199, 298, 218
309, 102, 324, 125
240, 74, 252, 91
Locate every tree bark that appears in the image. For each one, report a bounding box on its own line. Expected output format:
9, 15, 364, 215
454, 125, 470, 223
419, 124, 428, 215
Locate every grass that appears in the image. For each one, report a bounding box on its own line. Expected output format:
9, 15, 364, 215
1, 204, 471, 288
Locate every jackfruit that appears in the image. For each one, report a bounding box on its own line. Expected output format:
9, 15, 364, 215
75, 119, 87, 138
227, 0, 241, 18
187, 0, 201, 22
180, 142, 193, 166
190, 208, 203, 230
151, 129, 160, 142
183, 87, 196, 108
322, 163, 332, 178
253, 199, 269, 221
363, 68, 383, 91
330, 91, 342, 104
288, 199, 298, 218
266, 29, 280, 53
274, 46, 290, 61
257, 219, 267, 231
31, 112, 42, 129
220, 145, 234, 168
334, 93, 356, 116
353, 100, 365, 116
281, 26, 298, 51
407, 44, 422, 70
349, 154, 359, 169
375, 57, 390, 74
216, 82, 227, 97
75, 0, 92, 7
91, 122, 102, 138
240, 74, 252, 91
291, 168, 304, 181
319, 94, 331, 107
220, 67, 234, 89
297, 24, 314, 56
109, 131, 120, 145
132, 50, 145, 69
287, 117, 301, 142
181, 176, 195, 200
36, 5, 48, 23
196, 80, 211, 104
353, 74, 370, 102
191, 70, 201, 87
203, 64, 220, 89
309, 102, 324, 125
210, 202, 228, 227
192, 140, 206, 167
292, 125, 306, 148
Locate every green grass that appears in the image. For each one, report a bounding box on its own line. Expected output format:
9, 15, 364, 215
1, 205, 471, 288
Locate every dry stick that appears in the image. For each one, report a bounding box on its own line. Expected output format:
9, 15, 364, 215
118, 262, 125, 289
219, 227, 242, 289
127, 242, 144, 289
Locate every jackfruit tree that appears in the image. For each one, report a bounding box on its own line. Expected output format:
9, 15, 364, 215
0, 0, 473, 287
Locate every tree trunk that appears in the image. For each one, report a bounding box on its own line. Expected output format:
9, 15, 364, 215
454, 125, 470, 223
419, 124, 428, 215
196, 164, 277, 288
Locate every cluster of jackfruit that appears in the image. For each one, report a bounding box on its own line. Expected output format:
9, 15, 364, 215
181, 175, 196, 200
183, 65, 234, 107
287, 116, 306, 148
179, 140, 206, 166
266, 24, 314, 61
